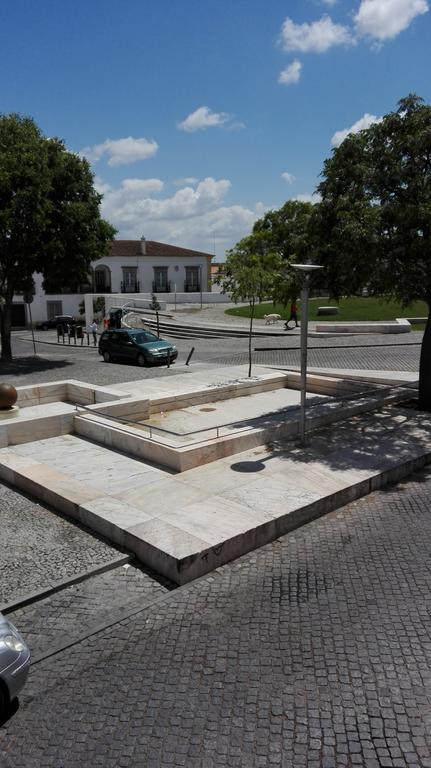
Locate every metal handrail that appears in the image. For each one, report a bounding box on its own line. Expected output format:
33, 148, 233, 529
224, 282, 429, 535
72, 381, 408, 445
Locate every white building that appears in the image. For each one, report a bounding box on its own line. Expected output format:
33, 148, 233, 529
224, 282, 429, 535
11, 238, 214, 326
92, 238, 212, 296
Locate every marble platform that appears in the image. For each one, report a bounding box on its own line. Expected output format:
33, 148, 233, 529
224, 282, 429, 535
0, 364, 423, 584
0, 402, 429, 585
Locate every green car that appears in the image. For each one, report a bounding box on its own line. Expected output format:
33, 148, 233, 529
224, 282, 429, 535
98, 328, 178, 366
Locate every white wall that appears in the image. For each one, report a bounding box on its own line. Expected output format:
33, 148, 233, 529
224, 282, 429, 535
13, 273, 83, 325
92, 254, 211, 294
13, 251, 214, 325
84, 292, 231, 326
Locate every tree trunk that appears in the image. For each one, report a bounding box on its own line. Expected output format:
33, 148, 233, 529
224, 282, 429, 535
0, 294, 13, 361
418, 302, 431, 410
248, 298, 255, 378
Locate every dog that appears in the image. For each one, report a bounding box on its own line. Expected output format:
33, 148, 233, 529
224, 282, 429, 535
264, 313, 281, 325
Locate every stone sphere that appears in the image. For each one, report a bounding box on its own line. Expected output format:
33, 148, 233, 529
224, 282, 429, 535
0, 384, 18, 409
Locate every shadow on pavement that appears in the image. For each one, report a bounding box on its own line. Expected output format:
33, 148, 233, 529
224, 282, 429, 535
0, 357, 72, 378
0, 697, 19, 727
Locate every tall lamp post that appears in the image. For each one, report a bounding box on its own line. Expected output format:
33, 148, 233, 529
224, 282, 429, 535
292, 263, 323, 444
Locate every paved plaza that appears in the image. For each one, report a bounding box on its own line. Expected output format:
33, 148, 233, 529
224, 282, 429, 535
0, 327, 422, 388
1, 312, 430, 766
2, 469, 431, 766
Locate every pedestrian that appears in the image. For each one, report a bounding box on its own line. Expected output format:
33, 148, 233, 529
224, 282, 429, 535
89, 319, 98, 346
285, 301, 299, 329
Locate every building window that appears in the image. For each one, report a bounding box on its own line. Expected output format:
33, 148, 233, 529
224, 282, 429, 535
121, 266, 138, 293
184, 266, 200, 292
153, 266, 169, 293
94, 265, 111, 292
47, 301, 63, 319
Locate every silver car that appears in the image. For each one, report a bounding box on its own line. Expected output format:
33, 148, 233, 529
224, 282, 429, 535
0, 612, 30, 717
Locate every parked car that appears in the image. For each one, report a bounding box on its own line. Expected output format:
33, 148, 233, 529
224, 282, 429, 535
98, 328, 178, 366
0, 612, 30, 718
36, 315, 84, 331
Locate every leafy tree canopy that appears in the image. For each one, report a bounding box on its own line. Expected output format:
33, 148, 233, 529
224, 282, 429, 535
221, 232, 283, 304
220, 232, 283, 376
0, 113, 116, 359
314, 94, 431, 305
313, 94, 431, 408
252, 200, 316, 305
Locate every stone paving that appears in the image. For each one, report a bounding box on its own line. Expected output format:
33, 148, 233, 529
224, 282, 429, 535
1, 328, 422, 388
6, 564, 171, 657
0, 482, 125, 607
216, 345, 421, 372
2, 468, 431, 766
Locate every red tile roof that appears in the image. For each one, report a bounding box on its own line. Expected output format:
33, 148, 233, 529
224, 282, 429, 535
109, 240, 213, 260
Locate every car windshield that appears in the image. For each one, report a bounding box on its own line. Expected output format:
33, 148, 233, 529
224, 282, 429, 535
129, 331, 159, 344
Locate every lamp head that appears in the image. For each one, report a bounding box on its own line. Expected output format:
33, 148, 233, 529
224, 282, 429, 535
292, 264, 323, 272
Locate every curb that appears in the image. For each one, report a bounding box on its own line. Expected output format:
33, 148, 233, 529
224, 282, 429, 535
1, 554, 132, 615
30, 568, 216, 665
17, 334, 99, 351
254, 341, 422, 351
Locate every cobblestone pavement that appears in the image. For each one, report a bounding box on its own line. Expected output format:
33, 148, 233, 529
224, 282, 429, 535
3, 468, 431, 766
0, 483, 125, 606
0, 330, 422, 387
215, 343, 421, 372
6, 564, 171, 657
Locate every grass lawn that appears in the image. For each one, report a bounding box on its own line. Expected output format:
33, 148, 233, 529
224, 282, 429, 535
225, 296, 428, 323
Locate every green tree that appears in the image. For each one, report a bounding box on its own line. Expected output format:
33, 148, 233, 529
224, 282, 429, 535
314, 95, 431, 409
149, 293, 161, 337
219, 233, 282, 377
0, 114, 116, 360
253, 199, 316, 306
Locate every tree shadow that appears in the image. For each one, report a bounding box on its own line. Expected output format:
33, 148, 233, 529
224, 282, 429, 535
228, 394, 431, 479
0, 357, 72, 378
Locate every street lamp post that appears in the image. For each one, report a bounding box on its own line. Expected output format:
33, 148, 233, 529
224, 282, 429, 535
292, 264, 323, 444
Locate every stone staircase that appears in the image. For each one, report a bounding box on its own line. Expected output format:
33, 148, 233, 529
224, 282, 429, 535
122, 309, 286, 340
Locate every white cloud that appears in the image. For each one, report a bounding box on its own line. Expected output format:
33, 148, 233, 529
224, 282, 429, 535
173, 177, 200, 187
121, 178, 164, 193
98, 175, 264, 253
355, 0, 428, 41
80, 136, 159, 166
331, 112, 382, 146
280, 15, 354, 53
178, 106, 243, 132
322, 0, 338, 5
278, 60, 302, 85
281, 171, 296, 184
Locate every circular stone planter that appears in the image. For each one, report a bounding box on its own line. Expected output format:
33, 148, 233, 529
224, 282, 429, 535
317, 306, 339, 316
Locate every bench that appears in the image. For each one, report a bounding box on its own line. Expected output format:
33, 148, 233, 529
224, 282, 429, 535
317, 306, 338, 316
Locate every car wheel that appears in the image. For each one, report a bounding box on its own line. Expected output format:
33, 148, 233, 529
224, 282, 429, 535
41, 324, 48, 331
137, 353, 147, 367
103, 351, 111, 363
0, 682, 9, 720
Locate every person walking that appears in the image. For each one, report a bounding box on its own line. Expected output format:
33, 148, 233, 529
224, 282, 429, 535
284, 301, 299, 329
89, 319, 98, 346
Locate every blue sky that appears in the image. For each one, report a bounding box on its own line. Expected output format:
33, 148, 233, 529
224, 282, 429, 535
1, 0, 430, 259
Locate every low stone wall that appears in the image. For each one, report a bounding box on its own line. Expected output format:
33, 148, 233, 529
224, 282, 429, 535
315, 318, 411, 334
